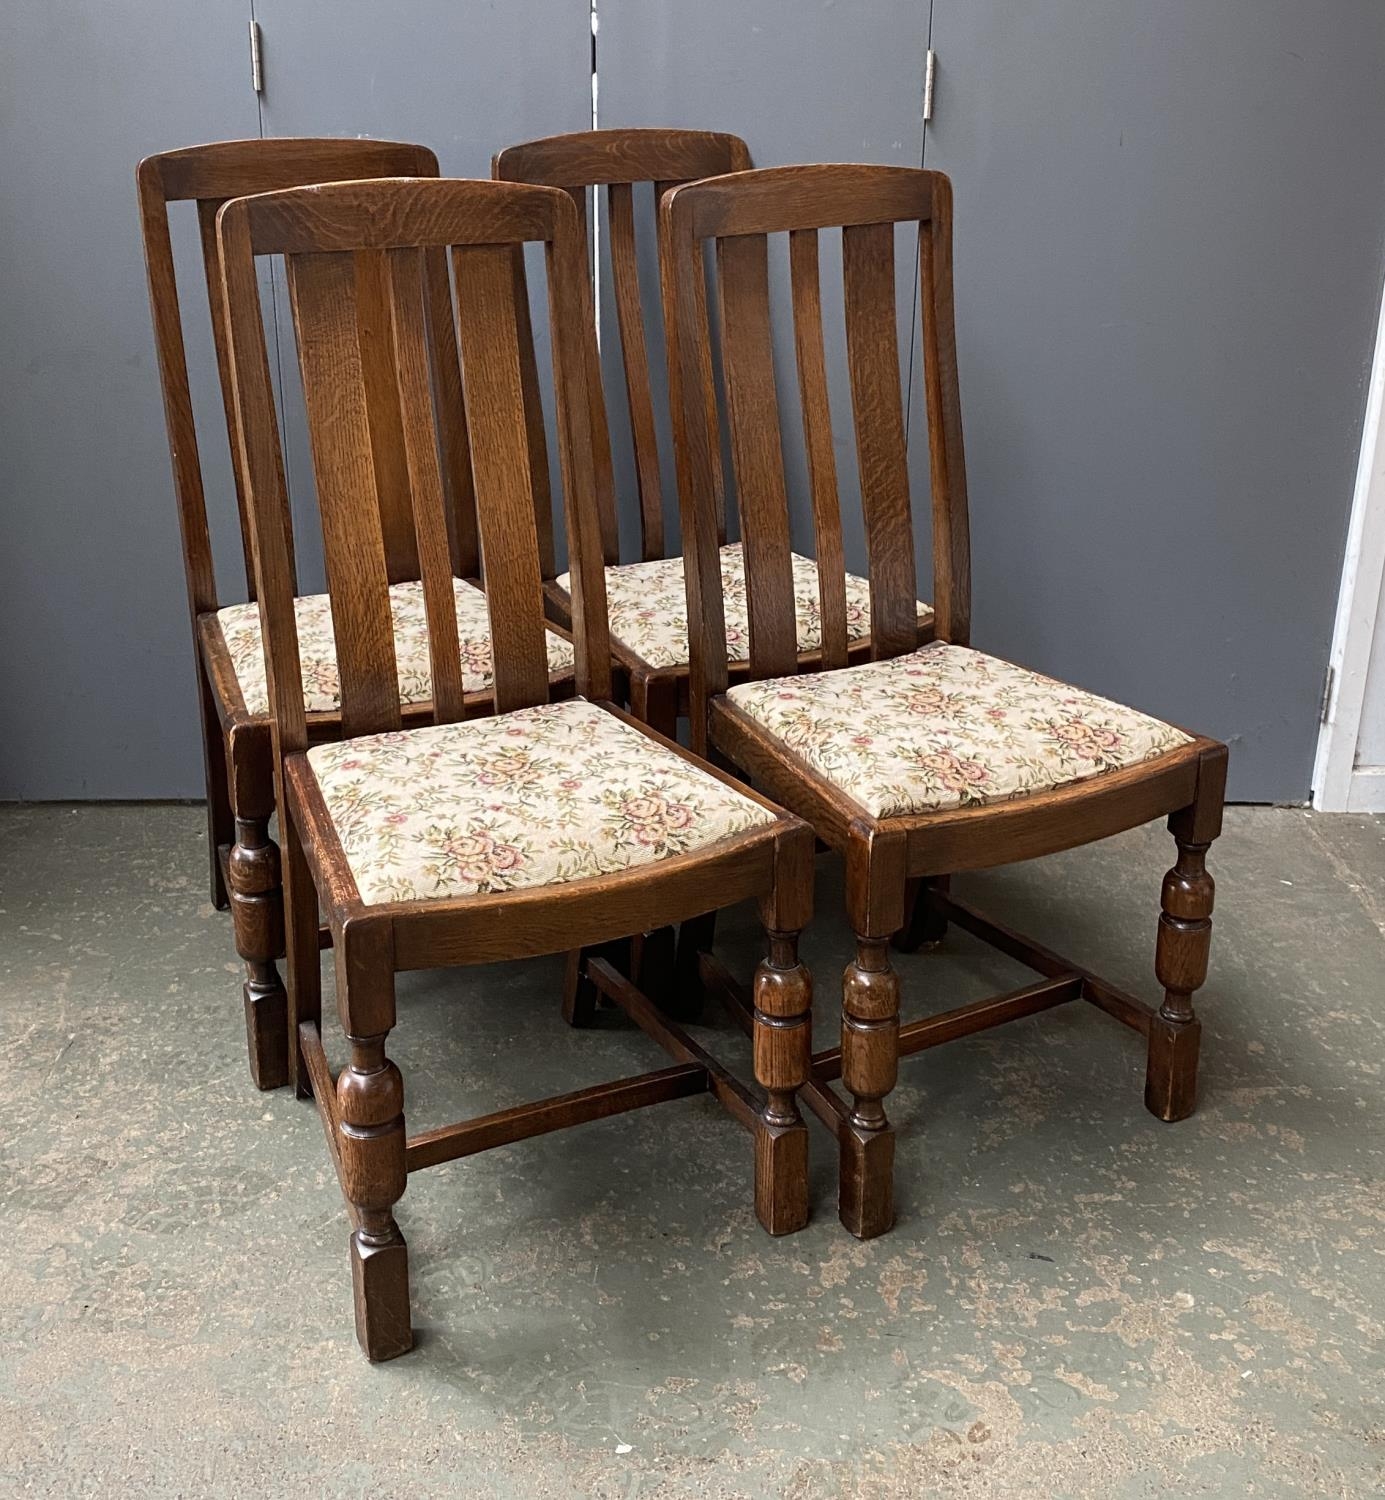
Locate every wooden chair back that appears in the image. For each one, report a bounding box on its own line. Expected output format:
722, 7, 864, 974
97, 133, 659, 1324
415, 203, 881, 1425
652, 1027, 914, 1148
136, 137, 476, 620
493, 128, 752, 568
216, 177, 610, 757
661, 165, 971, 738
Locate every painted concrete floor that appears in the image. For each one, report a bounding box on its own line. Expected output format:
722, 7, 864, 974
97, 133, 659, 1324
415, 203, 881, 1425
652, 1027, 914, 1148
0, 804, 1382, 1498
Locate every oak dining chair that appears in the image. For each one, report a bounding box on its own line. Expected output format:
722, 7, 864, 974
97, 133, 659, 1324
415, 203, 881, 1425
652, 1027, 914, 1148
662, 163, 1228, 1239
137, 138, 573, 1091
216, 175, 816, 1359
494, 128, 936, 742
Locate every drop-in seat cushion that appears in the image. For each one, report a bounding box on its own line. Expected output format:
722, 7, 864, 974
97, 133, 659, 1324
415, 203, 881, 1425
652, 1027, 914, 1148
215, 578, 575, 717
305, 698, 775, 905
725, 642, 1193, 819
555, 543, 933, 671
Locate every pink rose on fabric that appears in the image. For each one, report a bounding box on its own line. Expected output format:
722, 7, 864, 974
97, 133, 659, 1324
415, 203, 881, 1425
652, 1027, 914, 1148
918, 749, 989, 793
1054, 720, 1120, 759
477, 750, 532, 785
489, 843, 523, 872
904, 689, 945, 715
623, 793, 694, 846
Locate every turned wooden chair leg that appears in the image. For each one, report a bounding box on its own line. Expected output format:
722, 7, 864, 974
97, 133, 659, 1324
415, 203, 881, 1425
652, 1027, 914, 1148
283, 810, 321, 1099
227, 795, 288, 1091
1145, 818, 1217, 1123
561, 948, 599, 1027
752, 928, 812, 1234
561, 936, 632, 1027
335, 929, 411, 1362
201, 676, 233, 912
839, 935, 901, 1238
665, 910, 717, 1023
893, 875, 950, 953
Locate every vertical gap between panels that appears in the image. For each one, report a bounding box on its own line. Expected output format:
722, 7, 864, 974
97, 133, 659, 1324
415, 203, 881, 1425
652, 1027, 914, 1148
904, 0, 934, 447
250, 0, 299, 537
590, 0, 601, 348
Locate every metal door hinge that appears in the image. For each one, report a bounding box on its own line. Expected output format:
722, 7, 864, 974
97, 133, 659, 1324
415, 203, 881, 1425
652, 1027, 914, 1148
923, 49, 936, 122
249, 21, 264, 94
1319, 664, 1336, 724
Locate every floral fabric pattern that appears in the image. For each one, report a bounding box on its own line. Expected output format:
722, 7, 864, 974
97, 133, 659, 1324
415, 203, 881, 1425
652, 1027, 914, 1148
305, 698, 775, 905
555, 543, 933, 670
727, 643, 1193, 819
216, 579, 575, 718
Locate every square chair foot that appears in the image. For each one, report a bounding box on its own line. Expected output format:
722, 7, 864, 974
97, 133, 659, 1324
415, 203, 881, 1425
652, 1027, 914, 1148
754, 1119, 810, 1236
838, 1122, 895, 1240
1144, 1014, 1202, 1123
351, 1230, 413, 1362
243, 984, 289, 1092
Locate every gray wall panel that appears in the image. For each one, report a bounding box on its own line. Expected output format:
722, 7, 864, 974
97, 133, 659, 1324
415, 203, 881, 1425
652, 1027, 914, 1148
924, 1, 1385, 800
0, 2, 260, 798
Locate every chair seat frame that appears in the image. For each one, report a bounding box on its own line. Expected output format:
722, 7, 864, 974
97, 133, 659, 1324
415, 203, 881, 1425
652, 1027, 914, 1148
138, 137, 484, 1091
660, 163, 1230, 1238
216, 175, 818, 1359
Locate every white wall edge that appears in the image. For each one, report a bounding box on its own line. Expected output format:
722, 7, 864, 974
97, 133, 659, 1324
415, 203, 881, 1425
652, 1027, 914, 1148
1313, 267, 1385, 810
1345, 765, 1385, 813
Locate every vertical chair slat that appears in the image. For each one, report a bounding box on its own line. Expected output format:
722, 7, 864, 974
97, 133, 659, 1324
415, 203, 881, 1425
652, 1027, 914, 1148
607, 181, 664, 560
787, 228, 849, 671
661, 199, 729, 748
919, 176, 972, 646
509, 244, 557, 580
216, 203, 307, 756
354, 249, 422, 584
545, 210, 614, 704
387, 247, 467, 725
198, 197, 294, 599
842, 221, 917, 659
138, 165, 218, 617
569, 186, 621, 564
451, 243, 553, 714
715, 233, 799, 681
495, 132, 754, 566
658, 205, 731, 553
693, 248, 730, 548
423, 248, 479, 581
286, 250, 401, 738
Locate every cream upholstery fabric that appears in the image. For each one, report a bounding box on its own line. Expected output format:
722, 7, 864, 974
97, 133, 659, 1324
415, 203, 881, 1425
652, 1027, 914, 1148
555, 543, 933, 670
727, 643, 1193, 819
216, 579, 575, 717
306, 699, 774, 905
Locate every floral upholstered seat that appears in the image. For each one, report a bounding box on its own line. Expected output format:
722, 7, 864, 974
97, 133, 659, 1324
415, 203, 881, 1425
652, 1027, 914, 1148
215, 578, 576, 717
305, 698, 775, 905
554, 543, 933, 670
725, 643, 1193, 820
